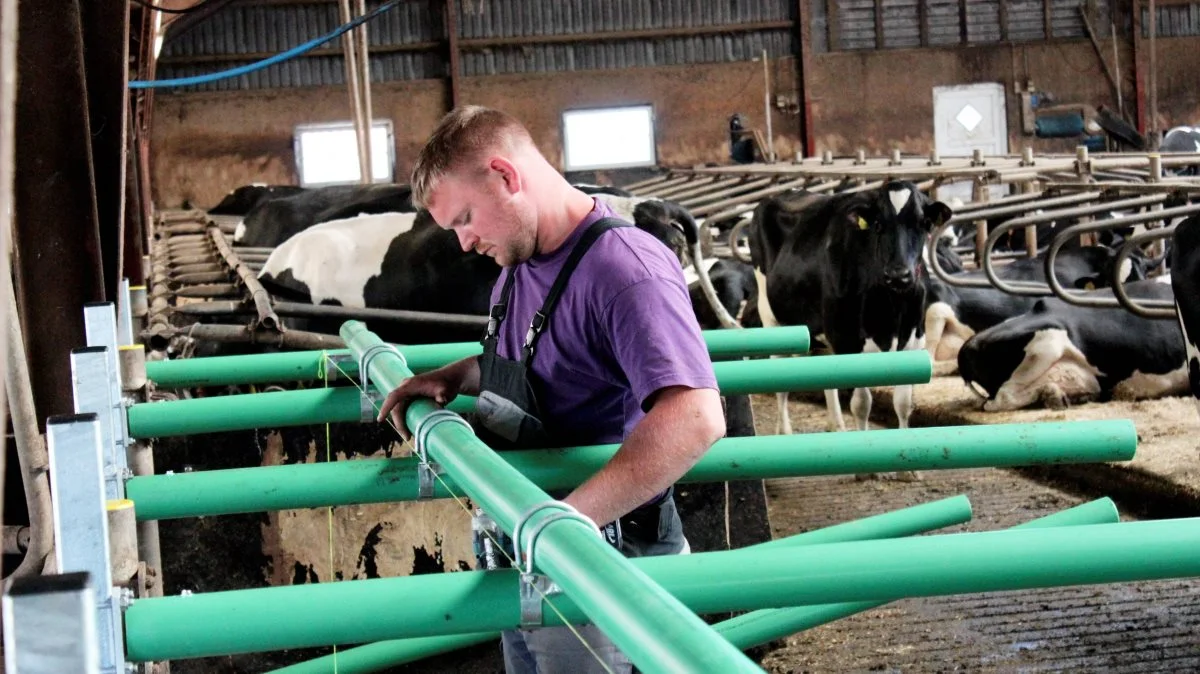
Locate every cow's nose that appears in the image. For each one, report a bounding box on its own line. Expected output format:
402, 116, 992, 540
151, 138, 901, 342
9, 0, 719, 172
884, 268, 913, 287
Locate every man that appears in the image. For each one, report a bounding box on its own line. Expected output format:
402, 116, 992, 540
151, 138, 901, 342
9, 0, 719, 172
376, 105, 726, 673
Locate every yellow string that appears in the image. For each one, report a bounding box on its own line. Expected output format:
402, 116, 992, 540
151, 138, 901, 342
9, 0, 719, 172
321, 351, 339, 673
326, 355, 615, 673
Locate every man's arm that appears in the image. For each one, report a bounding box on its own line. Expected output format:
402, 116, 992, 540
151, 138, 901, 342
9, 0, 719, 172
563, 385, 725, 528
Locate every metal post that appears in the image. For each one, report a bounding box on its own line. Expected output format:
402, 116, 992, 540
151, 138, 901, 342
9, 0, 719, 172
338, 0, 371, 184
84, 303, 132, 489
761, 49, 775, 163
3, 572, 101, 674
46, 413, 127, 674
117, 279, 134, 346
120, 343, 161, 601
70, 347, 125, 500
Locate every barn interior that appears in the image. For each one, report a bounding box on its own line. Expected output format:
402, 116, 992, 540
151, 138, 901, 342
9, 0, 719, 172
2, 0, 1200, 673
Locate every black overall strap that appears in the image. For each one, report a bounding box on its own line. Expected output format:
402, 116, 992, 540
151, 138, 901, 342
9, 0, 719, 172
481, 268, 518, 352
522, 217, 629, 361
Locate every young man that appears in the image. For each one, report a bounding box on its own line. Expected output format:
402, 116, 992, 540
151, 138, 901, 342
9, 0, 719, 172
377, 105, 726, 674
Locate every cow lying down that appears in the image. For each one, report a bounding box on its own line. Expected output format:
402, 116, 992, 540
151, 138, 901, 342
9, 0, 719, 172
957, 279, 1187, 411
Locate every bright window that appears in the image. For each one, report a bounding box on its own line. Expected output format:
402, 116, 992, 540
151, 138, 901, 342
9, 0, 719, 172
562, 105, 657, 171
294, 120, 394, 187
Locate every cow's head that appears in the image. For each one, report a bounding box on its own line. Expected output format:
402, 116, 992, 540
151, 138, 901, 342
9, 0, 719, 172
1072, 246, 1152, 291
838, 181, 953, 292
630, 199, 697, 265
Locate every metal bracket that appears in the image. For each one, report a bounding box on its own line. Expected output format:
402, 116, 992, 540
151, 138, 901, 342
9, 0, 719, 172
357, 343, 406, 393
323, 353, 354, 382
510, 502, 601, 627
411, 410, 473, 500
359, 389, 385, 423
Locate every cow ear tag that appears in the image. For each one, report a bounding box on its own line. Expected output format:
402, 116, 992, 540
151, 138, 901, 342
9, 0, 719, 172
1084, 280, 1096, 290
857, 216, 869, 230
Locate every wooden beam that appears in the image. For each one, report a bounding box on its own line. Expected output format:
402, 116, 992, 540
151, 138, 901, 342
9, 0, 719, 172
796, 0, 815, 156
826, 0, 840, 50
1043, 0, 1053, 40
445, 0, 460, 109
998, 0, 1009, 41
875, 0, 886, 48
960, 0, 970, 43
918, 0, 929, 47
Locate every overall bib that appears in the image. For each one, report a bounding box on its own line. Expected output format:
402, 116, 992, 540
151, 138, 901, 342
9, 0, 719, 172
470, 216, 687, 559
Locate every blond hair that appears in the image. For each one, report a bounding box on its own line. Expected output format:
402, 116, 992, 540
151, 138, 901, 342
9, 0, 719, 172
410, 105, 533, 209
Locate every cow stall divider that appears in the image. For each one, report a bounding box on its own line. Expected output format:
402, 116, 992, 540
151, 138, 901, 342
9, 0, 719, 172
271, 496, 1119, 674
20, 310, 1200, 674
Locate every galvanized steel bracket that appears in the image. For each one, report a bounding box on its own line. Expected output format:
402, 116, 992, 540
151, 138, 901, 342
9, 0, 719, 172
359, 389, 385, 423
411, 410, 473, 500
322, 353, 354, 381
357, 343, 405, 393
512, 503, 602, 627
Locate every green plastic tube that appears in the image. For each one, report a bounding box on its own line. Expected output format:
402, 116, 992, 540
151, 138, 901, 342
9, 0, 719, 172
125, 420, 1136, 520
126, 350, 930, 439
269, 498, 1116, 674
713, 496, 1121, 649
340, 321, 764, 674
124, 388, 475, 439
267, 495, 976, 674
128, 502, 1192, 664
144, 326, 812, 388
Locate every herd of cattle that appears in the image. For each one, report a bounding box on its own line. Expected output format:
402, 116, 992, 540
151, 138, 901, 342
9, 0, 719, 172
201, 175, 1200, 431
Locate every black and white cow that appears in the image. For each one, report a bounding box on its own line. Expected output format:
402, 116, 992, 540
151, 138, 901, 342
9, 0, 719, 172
924, 245, 1151, 367
958, 279, 1186, 411
232, 183, 415, 247
1169, 215, 1200, 418
256, 194, 721, 343
748, 181, 952, 434
208, 184, 307, 216
257, 210, 498, 345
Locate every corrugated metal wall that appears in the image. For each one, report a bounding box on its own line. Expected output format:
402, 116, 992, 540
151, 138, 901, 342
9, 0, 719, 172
815, 0, 1113, 51
1142, 2, 1200, 37
158, 0, 796, 91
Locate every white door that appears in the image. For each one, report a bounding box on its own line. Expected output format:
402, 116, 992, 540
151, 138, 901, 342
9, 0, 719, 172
933, 83, 1010, 203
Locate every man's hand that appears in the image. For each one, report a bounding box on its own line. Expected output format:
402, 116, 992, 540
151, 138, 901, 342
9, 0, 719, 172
376, 357, 480, 439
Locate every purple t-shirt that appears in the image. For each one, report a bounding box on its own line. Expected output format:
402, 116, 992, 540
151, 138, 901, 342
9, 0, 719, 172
487, 198, 718, 447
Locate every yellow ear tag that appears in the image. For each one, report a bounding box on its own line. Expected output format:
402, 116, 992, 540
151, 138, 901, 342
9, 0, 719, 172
1084, 281, 1096, 290
857, 216, 869, 230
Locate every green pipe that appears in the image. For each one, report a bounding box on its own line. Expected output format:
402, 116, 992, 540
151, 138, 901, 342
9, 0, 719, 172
126, 420, 1136, 520
124, 387, 475, 439
144, 326, 812, 388
268, 495, 975, 674
128, 500, 1188, 663
340, 321, 763, 674
269, 498, 1115, 674
127, 350, 930, 439
713, 496, 1121, 649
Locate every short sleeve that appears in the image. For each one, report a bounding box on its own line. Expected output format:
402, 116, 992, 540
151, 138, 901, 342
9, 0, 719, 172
602, 276, 720, 412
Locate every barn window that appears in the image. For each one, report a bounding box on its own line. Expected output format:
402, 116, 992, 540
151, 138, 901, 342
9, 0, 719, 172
561, 105, 657, 172
293, 120, 395, 187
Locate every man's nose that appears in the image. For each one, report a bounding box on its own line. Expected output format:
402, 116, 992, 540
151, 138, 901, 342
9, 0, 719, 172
456, 228, 476, 253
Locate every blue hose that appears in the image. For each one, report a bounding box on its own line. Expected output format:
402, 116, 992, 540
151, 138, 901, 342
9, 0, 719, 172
130, 0, 402, 90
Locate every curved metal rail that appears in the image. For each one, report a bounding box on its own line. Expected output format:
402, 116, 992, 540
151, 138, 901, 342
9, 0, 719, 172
928, 191, 1102, 289
1111, 226, 1179, 319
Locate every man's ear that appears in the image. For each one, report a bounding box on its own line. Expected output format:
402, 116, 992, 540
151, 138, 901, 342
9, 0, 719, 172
489, 156, 522, 195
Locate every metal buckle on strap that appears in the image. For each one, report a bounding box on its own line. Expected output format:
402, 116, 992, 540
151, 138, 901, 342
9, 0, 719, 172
410, 410, 473, 500
511, 501, 602, 627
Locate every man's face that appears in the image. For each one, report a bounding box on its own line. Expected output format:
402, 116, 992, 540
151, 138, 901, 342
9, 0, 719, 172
427, 165, 536, 267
